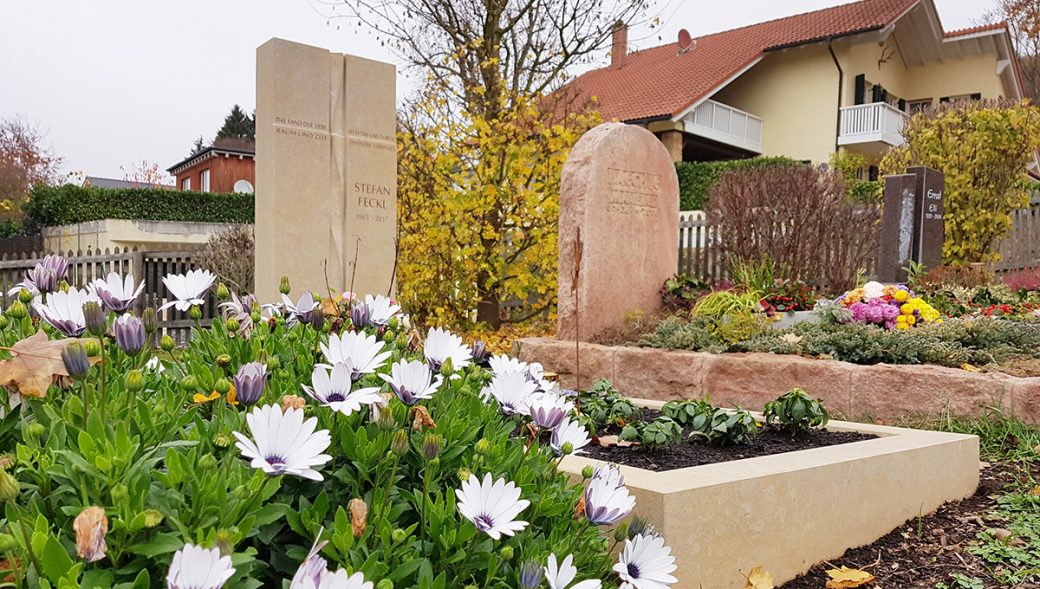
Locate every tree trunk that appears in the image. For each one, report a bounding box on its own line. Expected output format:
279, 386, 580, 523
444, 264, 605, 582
476, 277, 501, 329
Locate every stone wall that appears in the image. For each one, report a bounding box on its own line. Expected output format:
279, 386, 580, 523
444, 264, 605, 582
43, 219, 248, 253
517, 337, 1040, 423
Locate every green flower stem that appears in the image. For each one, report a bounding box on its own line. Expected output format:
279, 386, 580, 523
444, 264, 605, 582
233, 475, 274, 527
17, 518, 43, 586
483, 552, 500, 588
99, 341, 107, 423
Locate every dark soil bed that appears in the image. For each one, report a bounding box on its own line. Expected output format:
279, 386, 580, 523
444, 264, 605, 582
778, 462, 1017, 589
581, 408, 876, 472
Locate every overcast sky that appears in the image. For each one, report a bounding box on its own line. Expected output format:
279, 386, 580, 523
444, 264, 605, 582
0, 0, 992, 180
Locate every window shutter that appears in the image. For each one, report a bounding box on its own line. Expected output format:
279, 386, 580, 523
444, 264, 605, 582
970, 93, 982, 100
939, 96, 950, 103
854, 74, 866, 105
872, 84, 883, 103
898, 98, 906, 111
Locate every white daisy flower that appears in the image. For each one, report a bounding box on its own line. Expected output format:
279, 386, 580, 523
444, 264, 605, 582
33, 288, 96, 337
282, 292, 320, 326
455, 473, 530, 540
585, 464, 635, 525
159, 269, 215, 312
614, 534, 678, 589
290, 533, 374, 589
146, 355, 165, 374
233, 404, 332, 481
89, 271, 145, 312
527, 391, 574, 429
379, 359, 442, 406
320, 332, 392, 380
488, 354, 528, 375
423, 327, 472, 372
546, 553, 602, 589
166, 543, 235, 589
303, 362, 383, 415
481, 370, 538, 415
551, 417, 591, 455
363, 294, 400, 326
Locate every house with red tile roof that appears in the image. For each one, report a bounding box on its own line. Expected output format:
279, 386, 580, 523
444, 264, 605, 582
564, 0, 1025, 173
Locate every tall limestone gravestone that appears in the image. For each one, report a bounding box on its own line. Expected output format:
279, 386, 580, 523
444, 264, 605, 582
877, 166, 945, 282
255, 38, 396, 302
557, 123, 679, 341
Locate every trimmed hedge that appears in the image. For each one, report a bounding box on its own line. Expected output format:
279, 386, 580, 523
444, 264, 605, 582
25, 184, 254, 226
675, 156, 799, 210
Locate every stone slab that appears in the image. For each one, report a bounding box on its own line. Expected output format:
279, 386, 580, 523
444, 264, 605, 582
255, 38, 396, 301
557, 123, 678, 341
560, 399, 980, 588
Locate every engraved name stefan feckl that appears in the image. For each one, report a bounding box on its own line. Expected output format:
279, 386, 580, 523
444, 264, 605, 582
606, 168, 661, 216
356, 183, 392, 210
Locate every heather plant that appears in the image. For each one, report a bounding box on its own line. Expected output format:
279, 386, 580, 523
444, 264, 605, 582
0, 257, 674, 588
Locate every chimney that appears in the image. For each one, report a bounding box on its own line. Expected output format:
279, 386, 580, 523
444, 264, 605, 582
611, 21, 628, 68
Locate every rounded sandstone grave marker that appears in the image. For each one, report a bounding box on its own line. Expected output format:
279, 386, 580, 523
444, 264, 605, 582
557, 122, 679, 341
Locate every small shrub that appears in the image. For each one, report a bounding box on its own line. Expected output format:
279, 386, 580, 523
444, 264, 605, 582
195, 225, 255, 292
913, 264, 994, 291
763, 388, 829, 435
661, 273, 711, 312
661, 397, 714, 427
620, 416, 683, 450
1003, 267, 1040, 292
640, 316, 724, 352
763, 279, 816, 313
579, 378, 640, 430
690, 407, 759, 446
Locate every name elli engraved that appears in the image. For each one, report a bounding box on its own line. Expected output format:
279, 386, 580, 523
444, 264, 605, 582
606, 168, 661, 217
925, 188, 944, 221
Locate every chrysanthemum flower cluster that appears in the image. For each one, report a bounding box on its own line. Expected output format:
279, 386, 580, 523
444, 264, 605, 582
838, 281, 941, 330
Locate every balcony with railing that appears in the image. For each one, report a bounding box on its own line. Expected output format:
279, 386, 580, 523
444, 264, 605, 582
838, 102, 907, 149
680, 99, 764, 154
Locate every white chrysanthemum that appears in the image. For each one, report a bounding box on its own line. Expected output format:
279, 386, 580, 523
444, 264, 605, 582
546, 553, 602, 589
481, 370, 538, 415
89, 271, 145, 312
527, 391, 574, 429
363, 294, 400, 326
585, 464, 635, 525
159, 269, 215, 312
455, 473, 530, 540
423, 327, 472, 372
551, 417, 591, 455
233, 404, 332, 481
303, 362, 383, 415
862, 280, 885, 300
166, 543, 235, 589
614, 534, 678, 589
379, 359, 442, 406
33, 288, 96, 337
320, 332, 392, 379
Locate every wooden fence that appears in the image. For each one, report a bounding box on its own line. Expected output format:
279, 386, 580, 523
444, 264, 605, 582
0, 247, 214, 342
994, 206, 1040, 273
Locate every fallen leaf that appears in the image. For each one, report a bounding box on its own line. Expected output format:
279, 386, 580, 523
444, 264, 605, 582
320, 297, 340, 317
1029, 485, 1040, 497
825, 566, 875, 588
961, 363, 982, 372
595, 435, 638, 448
744, 565, 774, 589
0, 332, 100, 398
993, 528, 1013, 542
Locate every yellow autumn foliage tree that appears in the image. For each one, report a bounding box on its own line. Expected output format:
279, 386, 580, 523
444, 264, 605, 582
397, 87, 600, 329
881, 99, 1040, 264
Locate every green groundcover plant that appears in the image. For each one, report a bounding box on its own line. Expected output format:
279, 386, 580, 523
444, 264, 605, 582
0, 256, 678, 588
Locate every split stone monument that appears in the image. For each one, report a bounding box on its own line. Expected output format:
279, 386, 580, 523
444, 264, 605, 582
255, 38, 397, 302
557, 122, 679, 341
877, 165, 945, 282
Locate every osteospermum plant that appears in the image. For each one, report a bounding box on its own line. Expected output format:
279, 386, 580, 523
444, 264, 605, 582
0, 265, 675, 588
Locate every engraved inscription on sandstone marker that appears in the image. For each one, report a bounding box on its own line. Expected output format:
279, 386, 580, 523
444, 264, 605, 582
606, 168, 661, 217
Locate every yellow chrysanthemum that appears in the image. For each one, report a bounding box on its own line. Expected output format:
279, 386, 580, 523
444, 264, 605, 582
900, 303, 913, 315
893, 290, 908, 302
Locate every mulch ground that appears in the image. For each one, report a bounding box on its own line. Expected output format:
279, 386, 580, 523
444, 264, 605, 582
779, 462, 1030, 589
580, 408, 875, 471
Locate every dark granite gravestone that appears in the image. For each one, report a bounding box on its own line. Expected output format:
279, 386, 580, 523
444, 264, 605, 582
908, 166, 945, 270
877, 174, 917, 282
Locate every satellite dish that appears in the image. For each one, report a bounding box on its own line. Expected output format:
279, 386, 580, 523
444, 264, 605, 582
677, 29, 695, 54
233, 179, 254, 194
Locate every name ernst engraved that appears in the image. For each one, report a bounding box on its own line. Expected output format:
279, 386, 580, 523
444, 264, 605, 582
606, 168, 660, 217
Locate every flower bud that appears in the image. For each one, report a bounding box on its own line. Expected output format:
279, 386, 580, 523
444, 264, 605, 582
470, 341, 488, 364
474, 439, 491, 455
613, 520, 630, 543
309, 312, 325, 332
113, 314, 146, 356
0, 315, 8, 330
57, 280, 70, 293
421, 433, 441, 460
83, 302, 107, 338
109, 483, 129, 504
142, 307, 158, 333
225, 317, 240, 332
349, 498, 368, 538
581, 465, 594, 479
0, 533, 16, 552
0, 469, 19, 502
188, 305, 203, 321
281, 394, 306, 411
160, 335, 175, 352
198, 454, 218, 470
266, 356, 281, 371
498, 545, 514, 561
216, 354, 232, 368
6, 301, 27, 320
180, 375, 197, 392
216, 283, 230, 300
457, 467, 472, 482
376, 580, 394, 589
25, 422, 46, 440
83, 338, 102, 357
519, 559, 542, 589
390, 430, 409, 456
213, 378, 231, 395
375, 402, 396, 430
382, 328, 393, 344
124, 369, 144, 393
213, 433, 232, 448
17, 288, 33, 305
279, 276, 291, 295
250, 310, 262, 323
439, 357, 454, 378
561, 442, 574, 455
73, 506, 108, 562
215, 530, 233, 557
233, 362, 267, 406
142, 509, 164, 528
391, 528, 407, 544
0, 454, 11, 470
62, 342, 90, 379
